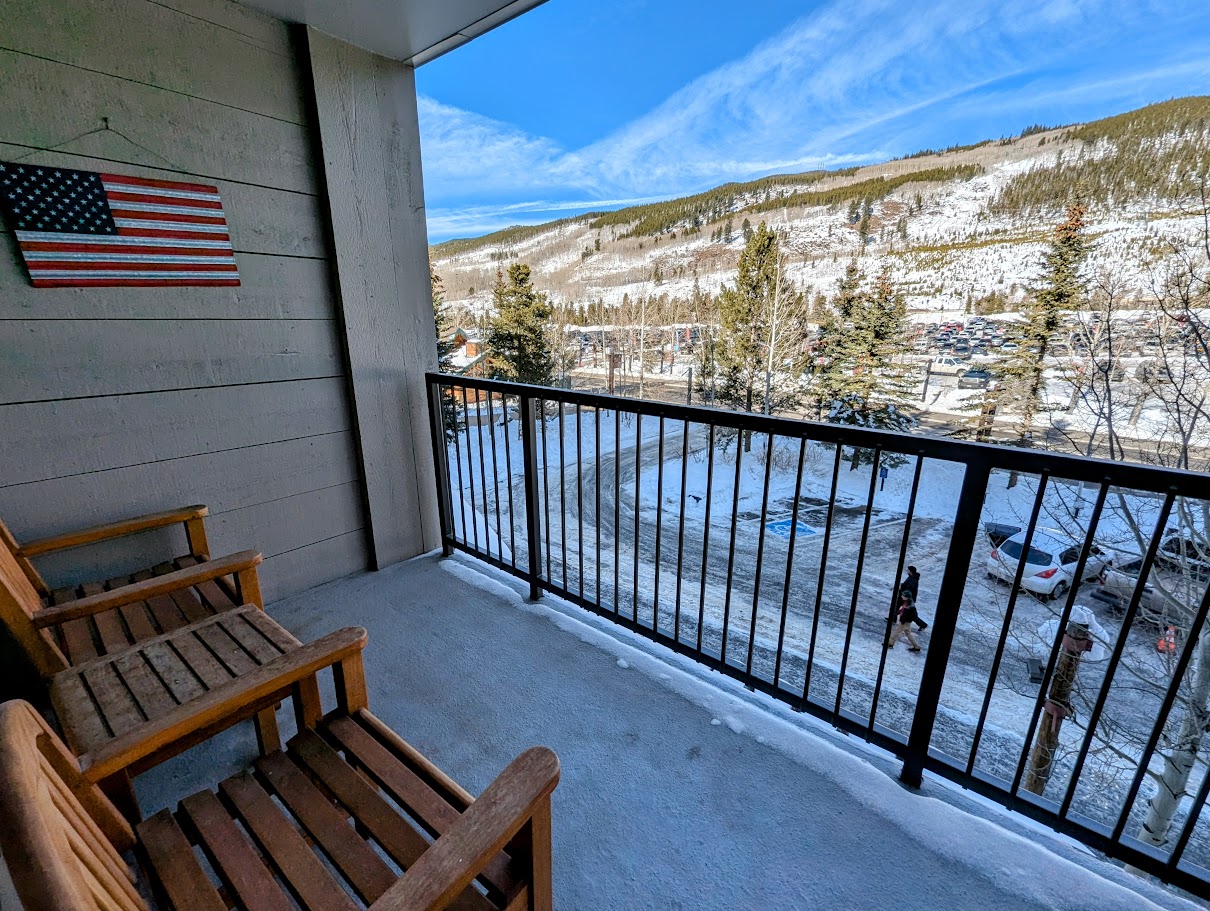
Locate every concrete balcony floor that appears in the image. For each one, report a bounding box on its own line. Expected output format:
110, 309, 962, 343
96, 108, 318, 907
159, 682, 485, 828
137, 553, 1198, 911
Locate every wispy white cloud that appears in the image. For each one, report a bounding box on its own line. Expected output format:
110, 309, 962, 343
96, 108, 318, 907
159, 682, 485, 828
420, 0, 1208, 239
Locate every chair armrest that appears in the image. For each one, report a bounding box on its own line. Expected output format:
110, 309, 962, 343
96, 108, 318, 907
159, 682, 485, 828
80, 626, 368, 781
31, 550, 262, 628
19, 505, 209, 557
369, 746, 560, 911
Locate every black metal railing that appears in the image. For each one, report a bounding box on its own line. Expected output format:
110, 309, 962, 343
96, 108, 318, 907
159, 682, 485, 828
425, 371, 1210, 895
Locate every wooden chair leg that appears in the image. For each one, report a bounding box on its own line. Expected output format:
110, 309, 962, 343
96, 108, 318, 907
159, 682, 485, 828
528, 800, 553, 911
98, 769, 142, 824
508, 799, 553, 911
254, 707, 280, 755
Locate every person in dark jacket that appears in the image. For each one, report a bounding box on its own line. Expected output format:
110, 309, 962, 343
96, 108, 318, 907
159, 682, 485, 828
887, 590, 922, 651
898, 566, 928, 630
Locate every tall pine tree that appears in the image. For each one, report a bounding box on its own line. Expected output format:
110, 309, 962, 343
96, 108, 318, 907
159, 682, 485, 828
431, 267, 459, 439
432, 267, 455, 373
703, 222, 807, 416
486, 263, 556, 386
811, 263, 915, 463
990, 200, 1089, 443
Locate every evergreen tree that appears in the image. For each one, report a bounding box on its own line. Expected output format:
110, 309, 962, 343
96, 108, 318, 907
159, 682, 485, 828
989, 200, 1089, 443
486, 263, 556, 386
702, 222, 807, 417
811, 264, 916, 464
431, 267, 459, 439
432, 267, 455, 372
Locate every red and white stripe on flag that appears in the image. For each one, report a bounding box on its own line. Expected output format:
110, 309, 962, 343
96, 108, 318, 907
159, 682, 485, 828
0, 161, 239, 287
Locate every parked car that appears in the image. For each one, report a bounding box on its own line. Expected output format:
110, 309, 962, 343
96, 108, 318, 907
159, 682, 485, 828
953, 342, 973, 359
984, 522, 1022, 547
1000, 341, 1020, 353
1094, 556, 1164, 626
1155, 534, 1210, 580
958, 367, 994, 389
929, 355, 967, 376
1135, 360, 1172, 383
986, 530, 1112, 600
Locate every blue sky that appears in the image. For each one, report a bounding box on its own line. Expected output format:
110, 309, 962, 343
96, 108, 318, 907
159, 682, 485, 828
416, 0, 1210, 242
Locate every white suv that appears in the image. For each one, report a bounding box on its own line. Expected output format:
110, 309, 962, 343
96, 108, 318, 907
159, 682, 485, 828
930, 355, 967, 376
986, 530, 1111, 600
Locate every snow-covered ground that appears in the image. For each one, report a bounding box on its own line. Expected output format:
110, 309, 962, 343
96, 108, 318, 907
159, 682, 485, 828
444, 402, 1210, 872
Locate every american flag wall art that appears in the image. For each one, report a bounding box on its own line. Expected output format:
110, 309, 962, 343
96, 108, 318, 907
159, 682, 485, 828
0, 161, 239, 287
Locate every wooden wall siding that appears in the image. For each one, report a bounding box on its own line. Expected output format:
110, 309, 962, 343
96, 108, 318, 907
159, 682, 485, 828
0, 0, 370, 602
306, 30, 440, 567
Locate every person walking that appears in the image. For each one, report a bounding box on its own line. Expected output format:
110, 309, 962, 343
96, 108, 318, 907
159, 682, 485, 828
887, 590, 922, 652
898, 566, 928, 630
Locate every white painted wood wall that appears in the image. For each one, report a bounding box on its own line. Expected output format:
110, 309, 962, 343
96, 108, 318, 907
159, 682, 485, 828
0, 0, 376, 601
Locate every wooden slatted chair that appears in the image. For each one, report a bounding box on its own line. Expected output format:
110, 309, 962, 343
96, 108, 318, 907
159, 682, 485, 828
0, 627, 560, 911
0, 520, 286, 809
0, 506, 259, 666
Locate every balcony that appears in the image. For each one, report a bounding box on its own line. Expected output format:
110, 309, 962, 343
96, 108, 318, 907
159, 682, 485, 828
417, 372, 1210, 902
129, 547, 1192, 909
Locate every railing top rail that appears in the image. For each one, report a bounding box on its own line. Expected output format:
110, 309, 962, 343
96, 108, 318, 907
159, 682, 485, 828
427, 372, 1210, 497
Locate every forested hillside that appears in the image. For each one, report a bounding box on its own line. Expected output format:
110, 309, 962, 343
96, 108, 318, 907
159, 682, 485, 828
431, 97, 1210, 321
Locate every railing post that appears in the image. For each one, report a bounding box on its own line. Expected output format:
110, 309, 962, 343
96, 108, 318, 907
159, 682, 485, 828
519, 395, 544, 601
426, 378, 454, 557
900, 457, 992, 787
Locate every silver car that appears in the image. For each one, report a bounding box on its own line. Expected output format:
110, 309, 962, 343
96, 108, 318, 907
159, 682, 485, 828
986, 530, 1111, 600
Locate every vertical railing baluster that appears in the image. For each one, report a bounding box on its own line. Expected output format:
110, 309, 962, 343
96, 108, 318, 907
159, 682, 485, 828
595, 406, 602, 607
441, 385, 460, 551
674, 419, 690, 643
519, 395, 543, 601
1010, 480, 1109, 797
1060, 490, 1176, 818
460, 386, 480, 553
696, 424, 716, 654
576, 405, 585, 599
653, 417, 665, 633
869, 452, 924, 731
475, 389, 492, 559
901, 457, 993, 787
486, 392, 505, 564
450, 385, 468, 546
720, 434, 746, 663
804, 445, 843, 705
501, 395, 518, 568
613, 408, 621, 615
773, 437, 807, 689
835, 446, 882, 717
540, 400, 552, 584
633, 413, 644, 623
965, 471, 1050, 775
425, 380, 454, 557
558, 401, 568, 592
1167, 718, 1210, 875
1111, 577, 1210, 845
746, 432, 776, 678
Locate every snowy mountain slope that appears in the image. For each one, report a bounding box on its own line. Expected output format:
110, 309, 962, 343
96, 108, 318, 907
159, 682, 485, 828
431, 98, 1210, 320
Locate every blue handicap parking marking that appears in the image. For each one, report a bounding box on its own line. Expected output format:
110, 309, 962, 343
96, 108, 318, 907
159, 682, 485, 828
765, 518, 817, 539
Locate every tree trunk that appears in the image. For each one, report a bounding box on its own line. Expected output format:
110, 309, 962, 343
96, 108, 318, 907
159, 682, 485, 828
1138, 631, 1210, 849
1025, 621, 1089, 795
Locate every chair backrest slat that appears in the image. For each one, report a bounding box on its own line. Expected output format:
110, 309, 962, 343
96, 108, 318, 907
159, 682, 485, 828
0, 516, 49, 595
0, 535, 68, 676
0, 701, 144, 911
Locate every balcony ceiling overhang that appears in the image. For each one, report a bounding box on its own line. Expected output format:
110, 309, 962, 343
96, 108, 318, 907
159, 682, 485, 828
238, 0, 548, 65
